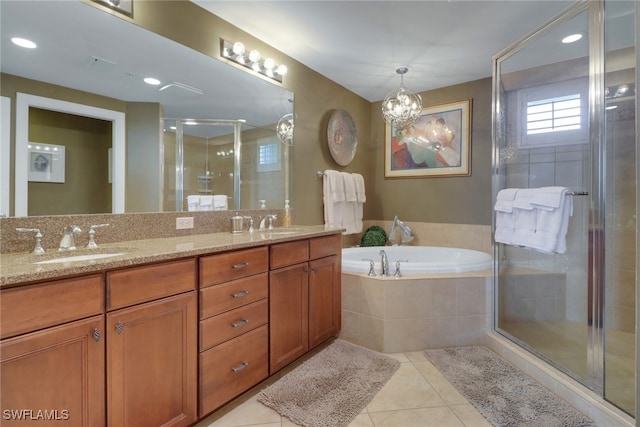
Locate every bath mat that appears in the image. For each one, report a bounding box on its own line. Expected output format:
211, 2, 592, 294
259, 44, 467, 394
424, 346, 595, 427
257, 339, 400, 427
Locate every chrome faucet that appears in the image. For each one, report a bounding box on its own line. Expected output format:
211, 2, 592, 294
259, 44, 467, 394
379, 249, 390, 276
259, 214, 277, 230
388, 215, 414, 246
59, 225, 81, 251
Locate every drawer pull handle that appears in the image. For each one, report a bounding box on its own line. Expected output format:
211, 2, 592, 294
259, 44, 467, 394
231, 262, 249, 269
231, 290, 249, 298
93, 328, 101, 342
231, 361, 249, 372
231, 319, 249, 328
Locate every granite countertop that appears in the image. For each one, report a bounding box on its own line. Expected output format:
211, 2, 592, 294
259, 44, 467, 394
0, 225, 343, 288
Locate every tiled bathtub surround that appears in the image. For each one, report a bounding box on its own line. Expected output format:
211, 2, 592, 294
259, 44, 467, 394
340, 272, 491, 353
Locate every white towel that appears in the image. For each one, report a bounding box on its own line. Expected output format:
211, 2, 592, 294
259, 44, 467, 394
494, 189, 518, 244
342, 172, 357, 234
352, 173, 365, 233
199, 195, 213, 211
501, 187, 573, 254
187, 195, 200, 212
323, 170, 345, 230
213, 195, 228, 210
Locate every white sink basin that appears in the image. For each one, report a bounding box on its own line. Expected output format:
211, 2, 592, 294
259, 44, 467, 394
34, 252, 126, 265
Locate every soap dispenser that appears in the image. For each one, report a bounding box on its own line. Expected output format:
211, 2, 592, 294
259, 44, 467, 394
283, 199, 292, 227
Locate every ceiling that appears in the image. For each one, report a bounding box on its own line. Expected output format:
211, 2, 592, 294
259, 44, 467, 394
192, 0, 574, 102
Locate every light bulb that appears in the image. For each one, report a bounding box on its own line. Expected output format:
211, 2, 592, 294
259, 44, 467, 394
263, 58, 275, 70
276, 64, 288, 76
248, 50, 261, 63
232, 42, 245, 55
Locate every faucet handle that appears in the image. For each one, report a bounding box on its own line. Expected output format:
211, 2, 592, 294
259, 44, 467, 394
242, 216, 254, 233
363, 258, 376, 277
86, 224, 109, 249
16, 228, 46, 254
394, 259, 408, 279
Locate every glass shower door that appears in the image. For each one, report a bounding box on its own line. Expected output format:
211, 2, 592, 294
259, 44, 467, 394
494, 5, 592, 386
493, 1, 636, 416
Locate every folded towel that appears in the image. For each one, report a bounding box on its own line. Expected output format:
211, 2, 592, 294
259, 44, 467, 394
343, 172, 357, 203
353, 173, 366, 203
514, 187, 567, 211
495, 188, 518, 213
187, 195, 200, 212
213, 194, 228, 210
341, 173, 358, 234
323, 170, 345, 230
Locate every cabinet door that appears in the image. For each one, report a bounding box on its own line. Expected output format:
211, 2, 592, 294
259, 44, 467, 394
309, 255, 341, 349
107, 292, 197, 427
269, 263, 309, 374
1, 315, 105, 427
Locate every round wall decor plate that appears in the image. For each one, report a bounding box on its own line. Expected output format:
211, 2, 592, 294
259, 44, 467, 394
327, 109, 357, 166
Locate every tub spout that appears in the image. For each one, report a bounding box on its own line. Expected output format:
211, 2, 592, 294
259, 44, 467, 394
388, 215, 414, 246
379, 250, 390, 276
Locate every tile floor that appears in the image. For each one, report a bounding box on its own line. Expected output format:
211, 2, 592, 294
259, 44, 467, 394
194, 349, 495, 427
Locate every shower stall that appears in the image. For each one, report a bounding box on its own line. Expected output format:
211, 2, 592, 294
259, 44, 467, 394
493, 0, 636, 417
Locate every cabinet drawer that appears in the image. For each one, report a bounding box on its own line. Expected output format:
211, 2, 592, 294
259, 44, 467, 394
1, 275, 104, 339
310, 234, 341, 259
199, 325, 268, 416
107, 259, 196, 310
200, 299, 268, 351
200, 247, 268, 287
270, 239, 309, 269
199, 273, 267, 319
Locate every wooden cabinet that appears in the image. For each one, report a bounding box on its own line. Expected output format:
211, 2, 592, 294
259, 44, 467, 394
198, 247, 269, 417
269, 234, 341, 374
0, 276, 105, 426
106, 258, 197, 427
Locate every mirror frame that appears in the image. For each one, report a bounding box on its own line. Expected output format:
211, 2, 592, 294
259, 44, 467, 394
14, 93, 126, 216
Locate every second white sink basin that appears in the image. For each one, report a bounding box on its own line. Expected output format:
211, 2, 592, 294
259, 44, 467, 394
34, 252, 127, 265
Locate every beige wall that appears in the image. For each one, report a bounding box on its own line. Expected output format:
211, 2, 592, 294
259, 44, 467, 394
369, 78, 493, 225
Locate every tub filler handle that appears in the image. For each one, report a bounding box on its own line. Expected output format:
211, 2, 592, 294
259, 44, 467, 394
363, 259, 376, 276
394, 259, 408, 279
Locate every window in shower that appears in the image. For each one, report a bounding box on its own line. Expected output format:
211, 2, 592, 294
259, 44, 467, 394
517, 79, 588, 148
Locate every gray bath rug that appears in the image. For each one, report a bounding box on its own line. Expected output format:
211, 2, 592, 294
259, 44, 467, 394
424, 346, 595, 427
257, 339, 400, 427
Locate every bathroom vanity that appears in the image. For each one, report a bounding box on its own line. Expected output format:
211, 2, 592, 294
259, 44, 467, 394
0, 227, 342, 426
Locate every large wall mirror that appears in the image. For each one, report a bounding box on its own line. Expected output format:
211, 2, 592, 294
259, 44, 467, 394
0, 0, 294, 217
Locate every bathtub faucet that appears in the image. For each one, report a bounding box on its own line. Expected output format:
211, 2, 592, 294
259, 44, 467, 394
388, 215, 414, 246
379, 250, 390, 276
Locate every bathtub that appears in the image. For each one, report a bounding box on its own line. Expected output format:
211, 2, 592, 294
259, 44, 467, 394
340, 245, 493, 353
342, 246, 492, 275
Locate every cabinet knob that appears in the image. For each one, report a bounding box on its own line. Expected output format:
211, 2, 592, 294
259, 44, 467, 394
230, 319, 249, 328
230, 361, 249, 372
231, 262, 249, 269
231, 290, 249, 298
92, 328, 101, 342
115, 321, 123, 335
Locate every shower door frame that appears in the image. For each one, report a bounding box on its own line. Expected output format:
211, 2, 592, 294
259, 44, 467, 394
491, 0, 606, 395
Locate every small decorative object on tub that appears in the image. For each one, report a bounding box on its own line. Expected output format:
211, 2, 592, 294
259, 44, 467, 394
360, 226, 387, 247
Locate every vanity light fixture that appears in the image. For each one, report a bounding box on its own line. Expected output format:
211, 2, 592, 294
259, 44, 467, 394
382, 67, 423, 130
221, 39, 287, 83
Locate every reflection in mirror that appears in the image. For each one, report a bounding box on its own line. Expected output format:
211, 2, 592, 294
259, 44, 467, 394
0, 0, 294, 217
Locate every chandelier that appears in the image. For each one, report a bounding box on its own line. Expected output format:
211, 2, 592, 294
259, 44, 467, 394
276, 113, 294, 145
382, 67, 422, 129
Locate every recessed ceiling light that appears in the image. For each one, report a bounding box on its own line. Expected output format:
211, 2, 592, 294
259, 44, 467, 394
11, 37, 36, 49
562, 33, 583, 44
143, 77, 161, 85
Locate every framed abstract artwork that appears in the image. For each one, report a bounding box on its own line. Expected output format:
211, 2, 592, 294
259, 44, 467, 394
384, 99, 472, 178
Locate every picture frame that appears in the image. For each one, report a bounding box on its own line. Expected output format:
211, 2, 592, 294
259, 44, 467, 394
27, 142, 65, 183
385, 99, 471, 178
